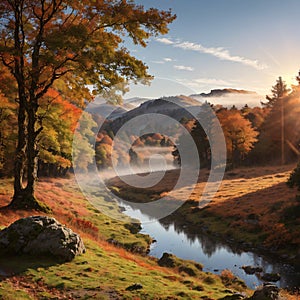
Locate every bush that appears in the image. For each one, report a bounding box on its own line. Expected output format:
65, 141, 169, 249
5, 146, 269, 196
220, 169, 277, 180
287, 162, 300, 190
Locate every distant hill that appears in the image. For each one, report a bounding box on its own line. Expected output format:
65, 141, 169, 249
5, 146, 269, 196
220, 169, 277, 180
190, 88, 262, 108
124, 95, 201, 108
86, 102, 129, 120
90, 88, 262, 123
110, 95, 202, 134
191, 88, 257, 98
124, 97, 153, 108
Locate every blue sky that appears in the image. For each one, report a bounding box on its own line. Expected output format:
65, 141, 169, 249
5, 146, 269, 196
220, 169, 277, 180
125, 0, 300, 99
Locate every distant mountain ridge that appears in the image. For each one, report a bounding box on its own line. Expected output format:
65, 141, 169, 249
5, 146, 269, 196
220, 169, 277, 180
110, 95, 202, 134
191, 88, 257, 98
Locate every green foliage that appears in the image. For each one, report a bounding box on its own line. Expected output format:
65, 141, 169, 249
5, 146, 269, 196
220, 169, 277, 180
72, 112, 97, 172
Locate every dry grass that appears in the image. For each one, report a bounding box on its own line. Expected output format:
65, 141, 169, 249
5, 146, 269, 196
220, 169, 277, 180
0, 176, 252, 299
108, 163, 300, 257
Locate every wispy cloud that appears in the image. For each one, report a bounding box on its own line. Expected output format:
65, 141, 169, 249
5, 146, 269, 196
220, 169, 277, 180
150, 57, 174, 64
156, 38, 267, 70
156, 37, 174, 45
194, 78, 234, 86
151, 60, 165, 64
174, 65, 194, 71
177, 77, 236, 89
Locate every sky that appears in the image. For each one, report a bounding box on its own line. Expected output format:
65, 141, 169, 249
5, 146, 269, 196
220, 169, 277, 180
124, 0, 300, 100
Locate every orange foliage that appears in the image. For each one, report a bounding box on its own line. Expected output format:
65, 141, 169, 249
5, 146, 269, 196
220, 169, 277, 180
42, 88, 82, 132
262, 223, 293, 248
101, 135, 113, 145
217, 109, 258, 160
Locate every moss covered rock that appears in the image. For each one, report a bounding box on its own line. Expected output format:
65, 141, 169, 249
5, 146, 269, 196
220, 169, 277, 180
0, 216, 85, 261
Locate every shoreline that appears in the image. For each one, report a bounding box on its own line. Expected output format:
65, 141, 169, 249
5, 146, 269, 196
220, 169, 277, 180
107, 164, 300, 271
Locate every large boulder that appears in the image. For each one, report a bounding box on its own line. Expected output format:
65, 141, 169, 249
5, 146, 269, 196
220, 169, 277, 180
0, 216, 85, 261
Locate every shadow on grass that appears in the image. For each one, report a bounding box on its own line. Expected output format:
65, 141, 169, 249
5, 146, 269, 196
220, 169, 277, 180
0, 254, 61, 279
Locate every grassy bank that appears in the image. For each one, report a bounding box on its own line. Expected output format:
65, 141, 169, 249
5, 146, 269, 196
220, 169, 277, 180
108, 164, 300, 263
0, 177, 250, 299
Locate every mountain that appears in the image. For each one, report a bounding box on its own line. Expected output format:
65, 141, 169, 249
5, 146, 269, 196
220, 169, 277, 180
86, 102, 129, 120
190, 88, 262, 108
110, 95, 202, 134
191, 88, 257, 98
124, 97, 153, 108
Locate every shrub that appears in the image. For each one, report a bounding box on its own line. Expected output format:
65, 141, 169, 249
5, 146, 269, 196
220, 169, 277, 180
287, 162, 300, 190
220, 269, 236, 286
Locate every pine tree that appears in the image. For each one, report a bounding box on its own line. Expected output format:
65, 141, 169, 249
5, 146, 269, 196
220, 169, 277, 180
262, 77, 290, 164
262, 76, 289, 108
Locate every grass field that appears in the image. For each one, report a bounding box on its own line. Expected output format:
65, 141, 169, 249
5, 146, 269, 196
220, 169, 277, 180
0, 176, 251, 299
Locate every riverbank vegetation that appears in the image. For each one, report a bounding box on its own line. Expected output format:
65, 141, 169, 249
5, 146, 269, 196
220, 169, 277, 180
108, 164, 300, 264
0, 177, 250, 299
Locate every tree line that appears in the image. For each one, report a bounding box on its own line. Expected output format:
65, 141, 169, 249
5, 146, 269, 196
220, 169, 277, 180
173, 75, 300, 169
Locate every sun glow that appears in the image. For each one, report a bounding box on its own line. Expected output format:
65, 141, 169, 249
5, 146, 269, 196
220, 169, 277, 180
285, 74, 297, 89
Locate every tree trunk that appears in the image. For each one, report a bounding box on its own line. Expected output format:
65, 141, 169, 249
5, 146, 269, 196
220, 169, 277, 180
7, 2, 49, 212
26, 103, 37, 195
13, 94, 26, 197
9, 100, 50, 212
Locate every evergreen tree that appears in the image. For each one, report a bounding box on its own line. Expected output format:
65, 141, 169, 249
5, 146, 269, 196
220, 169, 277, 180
262, 76, 289, 108
253, 75, 300, 164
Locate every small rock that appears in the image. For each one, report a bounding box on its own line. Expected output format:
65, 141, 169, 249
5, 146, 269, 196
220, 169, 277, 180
125, 283, 143, 291
192, 285, 204, 291
242, 265, 263, 275
158, 253, 176, 268
220, 294, 245, 300
178, 265, 196, 276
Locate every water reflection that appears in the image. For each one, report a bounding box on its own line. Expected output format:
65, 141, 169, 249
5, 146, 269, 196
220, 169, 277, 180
121, 203, 300, 289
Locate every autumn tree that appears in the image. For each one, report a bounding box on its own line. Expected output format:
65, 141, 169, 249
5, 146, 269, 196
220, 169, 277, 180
0, 65, 18, 175
0, 0, 175, 210
217, 109, 258, 167
95, 134, 116, 169
241, 105, 266, 130
38, 89, 87, 176
0, 94, 17, 174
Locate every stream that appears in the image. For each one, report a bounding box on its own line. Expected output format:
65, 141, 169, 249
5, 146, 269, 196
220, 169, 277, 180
121, 203, 300, 290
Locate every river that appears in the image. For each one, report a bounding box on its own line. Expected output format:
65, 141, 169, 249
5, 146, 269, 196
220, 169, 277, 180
121, 203, 300, 290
